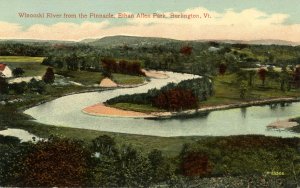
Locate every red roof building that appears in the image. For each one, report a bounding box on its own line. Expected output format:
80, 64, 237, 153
0, 63, 6, 71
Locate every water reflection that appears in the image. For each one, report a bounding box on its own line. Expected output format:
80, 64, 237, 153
240, 107, 247, 118
269, 102, 292, 111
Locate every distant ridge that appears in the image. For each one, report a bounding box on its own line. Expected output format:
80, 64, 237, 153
84, 36, 300, 47
0, 39, 75, 44
81, 35, 180, 47
196, 39, 300, 46
1, 36, 299, 46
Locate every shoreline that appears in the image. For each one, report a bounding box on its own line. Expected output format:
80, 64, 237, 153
18, 87, 114, 115
149, 97, 300, 119
82, 103, 156, 118
20, 70, 169, 118
82, 97, 300, 119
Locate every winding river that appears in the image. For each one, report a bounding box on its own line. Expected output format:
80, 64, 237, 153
24, 71, 300, 137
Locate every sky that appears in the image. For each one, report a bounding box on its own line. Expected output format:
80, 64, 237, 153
0, 0, 300, 42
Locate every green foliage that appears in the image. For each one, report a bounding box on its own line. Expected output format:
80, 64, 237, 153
27, 78, 46, 94
239, 81, 248, 99
0, 77, 9, 94
182, 136, 300, 178
12, 67, 25, 77
9, 82, 27, 94
111, 73, 145, 85
0, 142, 34, 186
148, 149, 173, 184
0, 133, 300, 187
42, 67, 55, 84
88, 136, 173, 187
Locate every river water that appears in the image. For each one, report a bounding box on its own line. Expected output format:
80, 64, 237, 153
24, 71, 300, 137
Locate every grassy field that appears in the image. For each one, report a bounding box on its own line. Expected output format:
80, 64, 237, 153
110, 102, 166, 113
0, 56, 44, 63
112, 73, 146, 85
0, 56, 46, 76
200, 73, 300, 107
55, 70, 104, 86
232, 47, 296, 62
54, 71, 146, 86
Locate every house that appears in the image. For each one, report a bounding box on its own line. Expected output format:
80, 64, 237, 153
0, 63, 12, 78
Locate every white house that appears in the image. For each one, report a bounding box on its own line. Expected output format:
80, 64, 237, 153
0, 63, 12, 78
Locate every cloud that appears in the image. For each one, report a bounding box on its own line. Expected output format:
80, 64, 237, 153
0, 7, 299, 42
0, 21, 110, 40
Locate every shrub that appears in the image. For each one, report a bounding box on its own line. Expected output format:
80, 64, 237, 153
42, 67, 55, 84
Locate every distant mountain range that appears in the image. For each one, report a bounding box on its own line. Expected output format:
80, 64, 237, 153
1, 36, 299, 46
0, 39, 75, 44
200, 39, 300, 46
81, 35, 179, 47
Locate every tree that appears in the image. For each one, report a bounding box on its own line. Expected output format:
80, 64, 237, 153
294, 67, 300, 88
239, 81, 248, 99
180, 46, 193, 56
180, 152, 212, 177
28, 78, 46, 94
12, 68, 25, 77
258, 68, 267, 86
279, 67, 290, 91
9, 82, 27, 94
0, 143, 34, 186
247, 70, 256, 87
153, 88, 198, 111
88, 135, 119, 187
219, 63, 227, 75
42, 67, 55, 84
0, 77, 8, 94
22, 138, 89, 187
148, 149, 172, 184
91, 135, 118, 158
115, 145, 151, 187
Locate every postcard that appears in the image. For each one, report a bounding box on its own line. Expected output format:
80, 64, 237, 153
0, 0, 300, 187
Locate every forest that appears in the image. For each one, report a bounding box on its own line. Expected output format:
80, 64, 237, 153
1, 134, 299, 187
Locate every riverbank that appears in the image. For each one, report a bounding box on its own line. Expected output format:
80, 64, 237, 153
82, 97, 300, 119
82, 103, 157, 118
267, 120, 299, 129
289, 117, 300, 133
142, 69, 169, 79
18, 87, 113, 113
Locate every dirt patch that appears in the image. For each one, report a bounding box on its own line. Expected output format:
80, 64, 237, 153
267, 120, 299, 129
99, 78, 118, 88
82, 103, 156, 118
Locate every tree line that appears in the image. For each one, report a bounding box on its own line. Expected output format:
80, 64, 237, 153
101, 58, 145, 77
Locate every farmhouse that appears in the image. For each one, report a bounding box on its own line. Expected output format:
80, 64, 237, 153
0, 63, 12, 78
